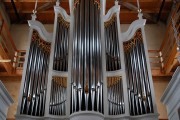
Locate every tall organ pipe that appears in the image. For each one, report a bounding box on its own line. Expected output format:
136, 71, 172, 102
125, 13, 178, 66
124, 29, 154, 116
53, 16, 69, 71
105, 15, 121, 71
71, 0, 103, 114
20, 30, 51, 116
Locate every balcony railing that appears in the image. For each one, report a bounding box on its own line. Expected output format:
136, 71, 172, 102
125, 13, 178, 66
148, 1, 180, 76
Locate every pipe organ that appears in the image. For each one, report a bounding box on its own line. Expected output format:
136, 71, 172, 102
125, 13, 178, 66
16, 0, 159, 120
20, 30, 51, 116
53, 15, 69, 71
124, 29, 153, 116
105, 15, 121, 71
71, 0, 103, 114
49, 77, 67, 116
107, 76, 125, 115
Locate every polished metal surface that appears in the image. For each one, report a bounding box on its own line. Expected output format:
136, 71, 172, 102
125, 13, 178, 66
105, 15, 121, 71
124, 29, 154, 116
20, 31, 51, 116
107, 77, 125, 115
53, 17, 69, 71
71, 0, 103, 114
49, 77, 67, 116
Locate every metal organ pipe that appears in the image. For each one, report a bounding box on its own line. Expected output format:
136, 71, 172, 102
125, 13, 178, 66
49, 77, 67, 116
16, 0, 159, 119
71, 0, 103, 113
104, 15, 121, 71
20, 30, 51, 116
53, 15, 70, 71
104, 14, 125, 115
50, 13, 69, 116
107, 77, 125, 115
124, 29, 154, 116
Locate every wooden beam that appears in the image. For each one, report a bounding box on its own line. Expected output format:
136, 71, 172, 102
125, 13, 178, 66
151, 69, 173, 77
164, 43, 179, 73
0, 44, 13, 74
6, 8, 170, 14
0, 72, 22, 76
3, 0, 172, 2
121, 2, 157, 23
0, 59, 11, 62
0, 12, 17, 51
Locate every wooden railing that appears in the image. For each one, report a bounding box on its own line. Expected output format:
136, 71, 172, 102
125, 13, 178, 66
160, 1, 180, 74
148, 50, 173, 76
148, 50, 163, 70
148, 1, 180, 76
11, 49, 175, 77
13, 50, 26, 69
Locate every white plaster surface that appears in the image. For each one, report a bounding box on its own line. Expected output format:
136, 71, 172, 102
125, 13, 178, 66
11, 23, 166, 51
153, 77, 170, 119
10, 24, 54, 50
121, 23, 166, 50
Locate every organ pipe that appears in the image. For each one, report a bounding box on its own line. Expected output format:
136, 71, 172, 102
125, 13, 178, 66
105, 15, 121, 71
71, 0, 103, 114
49, 77, 67, 116
123, 29, 154, 116
20, 30, 51, 116
107, 76, 125, 115
53, 15, 70, 71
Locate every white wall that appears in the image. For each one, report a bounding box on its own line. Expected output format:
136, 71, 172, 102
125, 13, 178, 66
153, 77, 171, 119
11, 23, 166, 50
10, 24, 54, 50
121, 22, 166, 50
0, 77, 22, 119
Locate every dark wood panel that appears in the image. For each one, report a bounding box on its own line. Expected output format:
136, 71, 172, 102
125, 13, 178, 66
2, 0, 173, 24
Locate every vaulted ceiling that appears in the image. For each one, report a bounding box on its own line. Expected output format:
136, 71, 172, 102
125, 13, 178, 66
3, 0, 173, 24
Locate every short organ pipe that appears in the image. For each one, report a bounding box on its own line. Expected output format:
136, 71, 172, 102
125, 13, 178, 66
49, 77, 67, 116
107, 77, 125, 115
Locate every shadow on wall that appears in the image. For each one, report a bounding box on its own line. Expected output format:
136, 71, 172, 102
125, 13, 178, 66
0, 76, 22, 119
153, 76, 171, 120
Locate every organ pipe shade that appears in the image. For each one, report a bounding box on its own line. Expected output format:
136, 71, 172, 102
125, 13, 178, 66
49, 77, 67, 116
53, 15, 69, 71
20, 30, 51, 116
107, 76, 125, 115
105, 14, 121, 71
71, 0, 103, 113
123, 29, 154, 116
